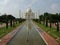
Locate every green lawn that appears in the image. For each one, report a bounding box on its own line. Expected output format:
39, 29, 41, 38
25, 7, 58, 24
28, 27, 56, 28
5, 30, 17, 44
0, 22, 21, 38
35, 22, 60, 45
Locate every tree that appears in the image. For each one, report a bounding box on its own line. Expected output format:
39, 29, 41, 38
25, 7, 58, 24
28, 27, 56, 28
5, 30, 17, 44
39, 15, 44, 24
8, 15, 15, 27
1, 14, 8, 28
50, 13, 60, 32
44, 12, 49, 27
0, 16, 3, 24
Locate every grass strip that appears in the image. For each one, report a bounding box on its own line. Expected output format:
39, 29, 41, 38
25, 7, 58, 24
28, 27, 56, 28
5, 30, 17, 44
35, 22, 60, 44
0, 22, 21, 38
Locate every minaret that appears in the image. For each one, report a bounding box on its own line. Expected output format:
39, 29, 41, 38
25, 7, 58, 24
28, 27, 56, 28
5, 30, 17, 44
19, 10, 21, 18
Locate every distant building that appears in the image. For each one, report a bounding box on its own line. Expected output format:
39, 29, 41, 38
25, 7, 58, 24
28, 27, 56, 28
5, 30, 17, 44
25, 8, 35, 19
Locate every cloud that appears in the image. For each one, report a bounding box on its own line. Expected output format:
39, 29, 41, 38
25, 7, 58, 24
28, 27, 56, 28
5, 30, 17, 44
32, 0, 38, 3
51, 3, 60, 13
25, 0, 39, 9
0, 0, 10, 5
0, 0, 10, 10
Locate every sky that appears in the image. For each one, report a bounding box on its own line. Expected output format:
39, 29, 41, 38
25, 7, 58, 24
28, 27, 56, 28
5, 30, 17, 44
0, 0, 60, 18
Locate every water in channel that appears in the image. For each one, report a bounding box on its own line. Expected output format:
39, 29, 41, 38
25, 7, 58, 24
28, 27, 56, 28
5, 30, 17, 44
7, 20, 46, 45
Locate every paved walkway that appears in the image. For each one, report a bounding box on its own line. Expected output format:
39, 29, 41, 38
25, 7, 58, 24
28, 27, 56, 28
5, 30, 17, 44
7, 21, 46, 45
0, 23, 24, 45
0, 23, 10, 28
0, 24, 6, 28
34, 22, 59, 45
0, 21, 59, 45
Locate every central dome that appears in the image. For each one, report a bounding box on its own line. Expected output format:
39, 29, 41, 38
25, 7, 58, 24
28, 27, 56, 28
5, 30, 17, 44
26, 8, 32, 13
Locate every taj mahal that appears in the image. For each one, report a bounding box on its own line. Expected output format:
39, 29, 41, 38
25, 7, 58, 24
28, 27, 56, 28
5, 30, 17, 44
25, 8, 35, 19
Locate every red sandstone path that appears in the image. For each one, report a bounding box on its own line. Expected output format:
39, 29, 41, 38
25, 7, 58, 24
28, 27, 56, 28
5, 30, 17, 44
0, 21, 59, 45
0, 23, 24, 45
34, 23, 59, 45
